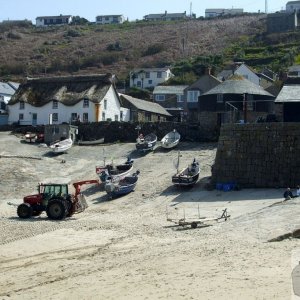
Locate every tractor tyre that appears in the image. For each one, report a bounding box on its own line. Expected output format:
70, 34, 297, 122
17, 203, 33, 219
46, 199, 67, 220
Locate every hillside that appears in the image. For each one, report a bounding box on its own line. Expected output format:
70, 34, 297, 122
0, 15, 265, 82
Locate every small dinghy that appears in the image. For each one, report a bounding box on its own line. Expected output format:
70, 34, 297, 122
49, 138, 73, 153
135, 133, 157, 152
161, 130, 180, 149
78, 137, 104, 146
105, 170, 140, 198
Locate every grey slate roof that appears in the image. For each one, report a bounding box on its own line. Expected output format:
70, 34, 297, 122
0, 82, 19, 96
8, 74, 114, 107
202, 76, 274, 97
153, 85, 188, 95
275, 85, 300, 103
119, 94, 171, 116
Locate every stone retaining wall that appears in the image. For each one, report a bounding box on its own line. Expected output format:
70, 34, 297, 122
211, 123, 300, 188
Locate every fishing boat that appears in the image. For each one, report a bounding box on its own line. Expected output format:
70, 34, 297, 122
172, 153, 200, 187
78, 137, 104, 146
161, 130, 180, 149
105, 170, 140, 198
96, 157, 134, 182
49, 138, 73, 153
135, 133, 157, 152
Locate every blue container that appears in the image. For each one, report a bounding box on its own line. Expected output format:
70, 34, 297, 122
223, 184, 232, 192
216, 183, 223, 190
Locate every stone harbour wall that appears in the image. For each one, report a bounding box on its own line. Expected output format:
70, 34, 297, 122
211, 123, 300, 188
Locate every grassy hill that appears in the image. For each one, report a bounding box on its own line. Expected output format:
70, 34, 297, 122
0, 14, 299, 83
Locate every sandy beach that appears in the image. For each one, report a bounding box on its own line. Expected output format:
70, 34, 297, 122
0, 131, 299, 299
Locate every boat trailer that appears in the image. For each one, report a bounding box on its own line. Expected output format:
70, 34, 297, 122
166, 207, 230, 229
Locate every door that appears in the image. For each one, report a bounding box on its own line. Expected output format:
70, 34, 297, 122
32, 113, 37, 125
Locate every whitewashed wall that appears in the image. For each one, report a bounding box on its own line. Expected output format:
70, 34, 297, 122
130, 69, 173, 88
8, 85, 123, 125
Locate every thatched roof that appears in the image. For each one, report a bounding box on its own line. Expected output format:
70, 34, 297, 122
119, 94, 171, 116
202, 76, 274, 98
275, 85, 300, 103
8, 74, 115, 107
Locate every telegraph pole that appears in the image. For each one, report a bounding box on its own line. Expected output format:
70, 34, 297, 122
265, 0, 268, 13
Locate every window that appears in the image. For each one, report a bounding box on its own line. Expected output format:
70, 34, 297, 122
145, 112, 151, 121
105, 16, 109, 20
148, 80, 152, 85
102, 112, 105, 121
83, 99, 89, 108
177, 95, 184, 102
104, 99, 107, 110
145, 72, 150, 78
155, 95, 165, 101
120, 111, 123, 121
187, 90, 200, 102
71, 113, 77, 121
19, 101, 25, 110
83, 113, 88, 122
136, 81, 141, 87
157, 71, 162, 78
52, 100, 58, 109
97, 17, 102, 21
19, 113, 24, 120
115, 114, 118, 121
217, 94, 223, 103
52, 113, 58, 122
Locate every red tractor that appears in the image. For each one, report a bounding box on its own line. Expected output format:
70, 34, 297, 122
17, 180, 99, 220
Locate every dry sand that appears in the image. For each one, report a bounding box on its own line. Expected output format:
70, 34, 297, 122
0, 131, 300, 299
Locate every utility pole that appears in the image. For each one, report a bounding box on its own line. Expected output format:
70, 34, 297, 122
265, 0, 268, 14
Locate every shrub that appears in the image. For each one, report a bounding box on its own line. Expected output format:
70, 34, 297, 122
142, 43, 164, 56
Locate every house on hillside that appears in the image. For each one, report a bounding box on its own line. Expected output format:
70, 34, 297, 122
95, 15, 125, 24
129, 68, 174, 89
286, 1, 300, 12
287, 65, 300, 77
153, 85, 188, 108
7, 74, 122, 125
184, 73, 221, 122
36, 15, 72, 27
198, 76, 275, 129
266, 11, 298, 33
143, 11, 187, 21
119, 94, 171, 122
0, 81, 19, 113
205, 8, 243, 18
217, 63, 275, 88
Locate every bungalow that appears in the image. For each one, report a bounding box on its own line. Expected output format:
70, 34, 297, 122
95, 15, 125, 25
36, 15, 72, 27
130, 68, 174, 89
7, 74, 123, 125
119, 94, 171, 122
205, 8, 243, 18
199, 75, 275, 128
144, 11, 187, 22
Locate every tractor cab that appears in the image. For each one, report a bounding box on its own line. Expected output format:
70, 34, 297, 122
40, 184, 68, 198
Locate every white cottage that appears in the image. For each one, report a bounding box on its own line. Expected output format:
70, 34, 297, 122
7, 74, 123, 125
129, 67, 174, 89
36, 15, 72, 27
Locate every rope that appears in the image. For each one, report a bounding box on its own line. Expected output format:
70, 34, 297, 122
0, 155, 42, 160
